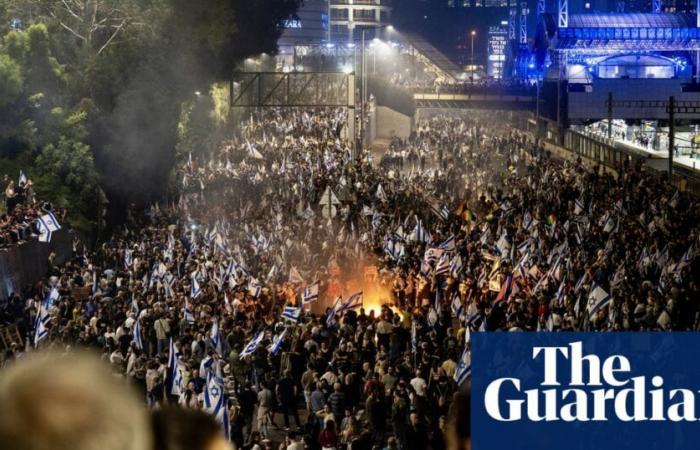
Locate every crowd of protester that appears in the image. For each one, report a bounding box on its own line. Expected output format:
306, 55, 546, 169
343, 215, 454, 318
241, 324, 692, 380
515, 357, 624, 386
0, 174, 63, 248
0, 106, 698, 450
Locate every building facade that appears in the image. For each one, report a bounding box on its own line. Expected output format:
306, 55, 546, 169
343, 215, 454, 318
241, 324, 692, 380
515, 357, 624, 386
330, 0, 392, 41
278, 0, 330, 47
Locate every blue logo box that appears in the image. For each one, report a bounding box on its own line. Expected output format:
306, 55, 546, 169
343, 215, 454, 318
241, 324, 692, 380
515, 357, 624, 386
471, 333, 700, 450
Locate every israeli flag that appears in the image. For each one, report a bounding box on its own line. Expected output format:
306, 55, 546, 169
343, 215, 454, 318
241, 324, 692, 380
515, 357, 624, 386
338, 291, 363, 313
517, 239, 530, 255
603, 216, 616, 233
248, 278, 262, 298
434, 253, 451, 275
37, 212, 61, 243
132, 319, 144, 351
239, 331, 265, 359
450, 292, 463, 318
454, 347, 472, 386
574, 198, 585, 215
326, 298, 340, 327
204, 371, 231, 441
574, 274, 586, 293
282, 306, 302, 322
302, 281, 320, 304
45, 287, 59, 310
124, 249, 133, 268
33, 304, 50, 347
200, 355, 215, 378
424, 247, 444, 264
586, 283, 611, 317
376, 183, 387, 202
191, 276, 202, 299
270, 328, 288, 356
556, 280, 566, 306
130, 296, 140, 315
439, 235, 456, 252
183, 298, 195, 324
210, 319, 223, 356
383, 239, 399, 260
449, 254, 463, 278
411, 220, 430, 243
168, 338, 184, 395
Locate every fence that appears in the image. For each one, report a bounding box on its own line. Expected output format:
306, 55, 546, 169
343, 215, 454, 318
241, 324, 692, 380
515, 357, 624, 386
545, 126, 700, 196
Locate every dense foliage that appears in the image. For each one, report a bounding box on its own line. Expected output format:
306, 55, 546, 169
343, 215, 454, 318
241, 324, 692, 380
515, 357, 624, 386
0, 0, 301, 235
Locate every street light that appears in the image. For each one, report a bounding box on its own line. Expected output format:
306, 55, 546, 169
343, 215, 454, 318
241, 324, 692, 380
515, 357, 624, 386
359, 23, 394, 153
470, 30, 476, 83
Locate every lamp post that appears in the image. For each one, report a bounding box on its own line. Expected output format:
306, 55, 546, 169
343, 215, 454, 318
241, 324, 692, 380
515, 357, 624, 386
359, 24, 394, 152
470, 30, 476, 83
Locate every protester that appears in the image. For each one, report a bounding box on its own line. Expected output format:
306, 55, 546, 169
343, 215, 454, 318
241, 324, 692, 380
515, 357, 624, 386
151, 407, 233, 450
0, 351, 151, 450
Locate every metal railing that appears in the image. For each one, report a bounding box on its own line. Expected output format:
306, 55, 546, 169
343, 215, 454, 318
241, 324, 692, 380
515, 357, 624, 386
551, 128, 700, 196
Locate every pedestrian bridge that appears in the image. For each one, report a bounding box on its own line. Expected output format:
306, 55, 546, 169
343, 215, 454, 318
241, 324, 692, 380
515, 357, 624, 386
413, 91, 537, 110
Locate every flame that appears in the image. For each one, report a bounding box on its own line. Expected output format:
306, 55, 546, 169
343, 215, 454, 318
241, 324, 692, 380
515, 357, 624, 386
361, 284, 394, 317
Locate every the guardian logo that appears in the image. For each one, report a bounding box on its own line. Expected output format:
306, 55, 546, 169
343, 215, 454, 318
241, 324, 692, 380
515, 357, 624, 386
484, 341, 699, 422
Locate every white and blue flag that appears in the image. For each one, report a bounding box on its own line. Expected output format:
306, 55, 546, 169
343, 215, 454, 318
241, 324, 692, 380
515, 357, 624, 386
337, 291, 363, 313
203, 370, 231, 441
191, 276, 202, 298
132, 319, 144, 351
454, 347, 472, 386
587, 283, 611, 317
239, 331, 265, 359
411, 220, 430, 243
124, 249, 134, 268
302, 281, 320, 304
184, 298, 195, 324
37, 212, 61, 243
33, 304, 50, 347
439, 235, 456, 252
282, 306, 302, 322
210, 319, 223, 356
434, 253, 451, 275
45, 287, 59, 310
270, 328, 288, 356
449, 254, 463, 278
168, 338, 184, 395
248, 278, 262, 298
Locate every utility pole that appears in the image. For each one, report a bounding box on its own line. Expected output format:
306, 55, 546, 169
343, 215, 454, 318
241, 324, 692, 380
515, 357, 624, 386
607, 92, 613, 140
470, 30, 476, 83
361, 29, 365, 150
668, 95, 675, 181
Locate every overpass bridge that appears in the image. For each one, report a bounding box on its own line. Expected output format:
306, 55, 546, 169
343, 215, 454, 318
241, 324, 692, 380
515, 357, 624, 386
413, 90, 537, 110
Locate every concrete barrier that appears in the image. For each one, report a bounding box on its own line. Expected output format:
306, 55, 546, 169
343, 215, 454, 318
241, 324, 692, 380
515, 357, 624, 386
375, 106, 412, 140
0, 229, 73, 301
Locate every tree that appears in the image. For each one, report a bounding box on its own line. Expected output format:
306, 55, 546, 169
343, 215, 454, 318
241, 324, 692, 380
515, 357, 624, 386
0, 0, 303, 229
0, 53, 22, 108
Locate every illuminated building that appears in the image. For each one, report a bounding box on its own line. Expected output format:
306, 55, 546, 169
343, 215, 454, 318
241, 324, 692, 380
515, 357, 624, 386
330, 0, 393, 41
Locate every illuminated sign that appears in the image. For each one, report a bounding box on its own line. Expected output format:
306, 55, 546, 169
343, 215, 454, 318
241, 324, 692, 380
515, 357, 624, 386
488, 25, 508, 78
284, 19, 303, 29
